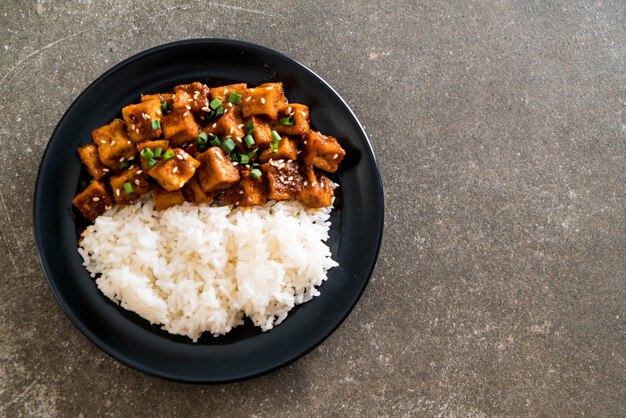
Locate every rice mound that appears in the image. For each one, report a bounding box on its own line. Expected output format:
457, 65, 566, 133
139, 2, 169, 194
78, 199, 338, 341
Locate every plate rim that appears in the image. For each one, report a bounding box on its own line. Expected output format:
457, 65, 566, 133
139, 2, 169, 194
33, 38, 385, 383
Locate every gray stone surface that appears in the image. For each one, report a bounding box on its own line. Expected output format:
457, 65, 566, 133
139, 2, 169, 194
1, 0, 624, 416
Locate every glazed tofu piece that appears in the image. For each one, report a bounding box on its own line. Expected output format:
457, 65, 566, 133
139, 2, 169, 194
241, 82, 286, 120
152, 187, 185, 210
271, 103, 310, 136
302, 130, 346, 173
121, 99, 163, 143
161, 109, 199, 146
209, 83, 247, 104
173, 82, 210, 116
148, 148, 200, 191
182, 177, 214, 204
195, 147, 240, 192
141, 93, 173, 111
224, 168, 266, 206
91, 119, 137, 169
260, 160, 303, 201
109, 166, 151, 205
245, 115, 273, 147
215, 109, 245, 140
297, 165, 334, 208
72, 180, 114, 222
77, 143, 109, 179
136, 140, 170, 171
259, 136, 297, 163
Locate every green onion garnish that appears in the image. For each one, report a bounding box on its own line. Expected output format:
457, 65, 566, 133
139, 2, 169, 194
154, 147, 163, 158
249, 168, 262, 179
244, 134, 255, 148
163, 149, 175, 160
247, 149, 257, 158
140, 148, 154, 160
120, 161, 129, 169
160, 101, 167, 112
208, 110, 215, 118
239, 154, 250, 164
244, 121, 254, 134
123, 182, 134, 194
210, 136, 222, 147
270, 140, 279, 152
220, 138, 236, 154
279, 116, 294, 126
228, 91, 241, 105
197, 132, 208, 144
147, 159, 158, 168
216, 107, 225, 117
151, 119, 161, 130
210, 99, 222, 110
271, 130, 281, 142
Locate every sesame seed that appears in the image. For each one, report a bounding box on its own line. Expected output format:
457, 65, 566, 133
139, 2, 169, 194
183, 111, 189, 117
260, 97, 266, 104
212, 123, 217, 128
172, 94, 176, 99
238, 124, 244, 129
134, 179, 140, 186
102, 168, 110, 173
201, 106, 210, 112
127, 141, 132, 145
245, 96, 251, 102
128, 165, 134, 170
321, 181, 325, 189
236, 137, 242, 142
253, 163, 259, 166
131, 124, 135, 130
137, 170, 143, 174
193, 90, 200, 97
239, 190, 244, 194
266, 86, 274, 90
200, 116, 205, 121
209, 133, 215, 137
303, 141, 308, 144
185, 105, 191, 110
232, 162, 238, 166
228, 102, 233, 108
245, 164, 250, 169
296, 150, 302, 154
116, 189, 120, 196
176, 154, 183, 160
304, 181, 308, 186
300, 111, 306, 117
111, 140, 116, 146
230, 127, 234, 134
223, 89, 228, 95
287, 106, 292, 114
333, 154, 338, 159
100, 140, 106, 144
105, 205, 112, 210
311, 181, 317, 186
135, 129, 140, 134
129, 156, 135, 161
92, 197, 100, 202
173, 166, 178, 173
278, 159, 284, 163
288, 176, 293, 181
119, 157, 125, 162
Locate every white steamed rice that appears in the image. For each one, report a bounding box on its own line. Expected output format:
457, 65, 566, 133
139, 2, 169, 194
78, 199, 337, 341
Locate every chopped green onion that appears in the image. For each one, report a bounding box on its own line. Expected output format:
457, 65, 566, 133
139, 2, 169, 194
279, 116, 294, 126
220, 138, 236, 154
228, 91, 241, 105
271, 130, 281, 142
210, 136, 222, 147
244, 121, 254, 134
123, 182, 134, 194
270, 140, 279, 152
247, 149, 257, 158
120, 161, 129, 169
216, 107, 225, 117
154, 147, 163, 158
160, 101, 168, 112
244, 134, 255, 148
249, 168, 262, 179
151, 119, 161, 130
140, 148, 154, 160
239, 154, 250, 164
163, 149, 175, 160
147, 158, 158, 168
208, 110, 215, 118
197, 132, 208, 145
210, 99, 222, 110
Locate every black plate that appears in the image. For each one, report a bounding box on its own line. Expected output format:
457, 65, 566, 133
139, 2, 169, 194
33, 39, 384, 383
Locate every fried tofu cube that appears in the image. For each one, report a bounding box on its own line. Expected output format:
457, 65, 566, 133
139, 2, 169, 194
245, 115, 273, 147
141, 93, 173, 110
121, 99, 163, 143
109, 166, 151, 205
182, 177, 214, 204
259, 136, 298, 163
147, 148, 200, 191
271, 103, 310, 135
195, 147, 240, 192
297, 165, 334, 208
173, 82, 210, 115
136, 140, 170, 171
152, 187, 185, 210
260, 160, 303, 200
161, 109, 199, 147
302, 130, 346, 173
224, 168, 267, 206
209, 83, 247, 104
91, 119, 137, 169
72, 180, 114, 222
215, 108, 245, 140
77, 143, 109, 179
241, 83, 286, 120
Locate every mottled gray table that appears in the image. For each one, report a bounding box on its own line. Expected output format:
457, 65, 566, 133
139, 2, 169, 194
1, 1, 624, 416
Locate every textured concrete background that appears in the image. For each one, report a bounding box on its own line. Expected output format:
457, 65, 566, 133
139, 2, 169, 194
1, 0, 624, 416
